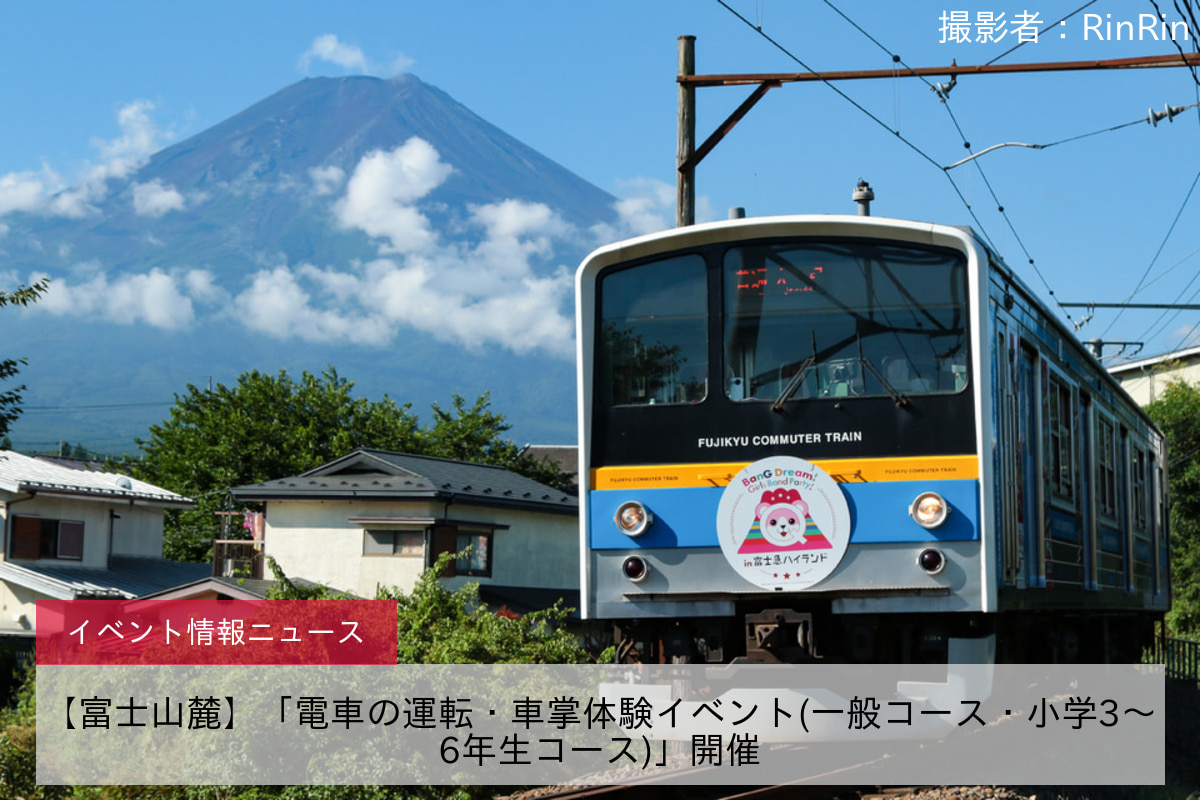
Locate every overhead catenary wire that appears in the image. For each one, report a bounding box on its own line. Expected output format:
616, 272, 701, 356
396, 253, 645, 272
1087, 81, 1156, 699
985, 0, 1102, 65
944, 101, 1200, 169
1149, 0, 1200, 88
806, 0, 1076, 322
1105, 165, 1200, 341
713, 0, 1001, 257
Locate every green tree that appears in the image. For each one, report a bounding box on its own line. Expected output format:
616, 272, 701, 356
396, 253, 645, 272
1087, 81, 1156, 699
135, 367, 423, 562
136, 370, 572, 562
267, 552, 593, 664
424, 393, 574, 492
1146, 377, 1200, 637
0, 280, 48, 438
382, 551, 591, 665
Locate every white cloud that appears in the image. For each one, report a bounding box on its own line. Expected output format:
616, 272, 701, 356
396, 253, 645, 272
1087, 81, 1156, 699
299, 34, 369, 74
232, 265, 393, 345
590, 177, 718, 244
309, 165, 346, 196
333, 138, 453, 254
183, 270, 227, 305
31, 267, 206, 330
132, 179, 186, 217
0, 170, 53, 215
384, 53, 416, 76
96, 101, 162, 177
298, 34, 414, 77
222, 139, 578, 358
0, 100, 171, 219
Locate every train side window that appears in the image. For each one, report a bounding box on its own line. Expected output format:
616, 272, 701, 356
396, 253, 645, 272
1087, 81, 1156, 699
1045, 374, 1075, 502
1131, 444, 1148, 531
1096, 415, 1117, 519
597, 254, 708, 407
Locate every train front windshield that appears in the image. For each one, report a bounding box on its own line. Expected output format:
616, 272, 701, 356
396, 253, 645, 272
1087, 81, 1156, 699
599, 238, 968, 408
725, 240, 967, 403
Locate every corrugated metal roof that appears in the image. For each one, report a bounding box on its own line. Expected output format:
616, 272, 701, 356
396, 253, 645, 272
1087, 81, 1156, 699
0, 557, 211, 600
0, 451, 193, 506
232, 449, 577, 513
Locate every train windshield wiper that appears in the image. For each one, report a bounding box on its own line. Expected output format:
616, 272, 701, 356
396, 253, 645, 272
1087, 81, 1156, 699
857, 334, 908, 408
771, 355, 817, 413
773, 331, 820, 413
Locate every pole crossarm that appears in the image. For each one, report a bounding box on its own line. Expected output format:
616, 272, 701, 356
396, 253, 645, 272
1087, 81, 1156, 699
1061, 303, 1200, 309
679, 51, 1200, 87
681, 80, 780, 174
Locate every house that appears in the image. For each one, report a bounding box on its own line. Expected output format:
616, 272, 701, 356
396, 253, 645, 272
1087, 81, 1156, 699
230, 449, 580, 611
1108, 345, 1200, 405
520, 444, 579, 495
0, 450, 207, 635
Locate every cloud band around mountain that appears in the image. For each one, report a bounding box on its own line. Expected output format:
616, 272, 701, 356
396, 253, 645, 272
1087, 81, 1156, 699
9, 130, 679, 361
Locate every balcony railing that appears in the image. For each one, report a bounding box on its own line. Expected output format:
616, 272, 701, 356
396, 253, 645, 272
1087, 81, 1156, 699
212, 540, 263, 580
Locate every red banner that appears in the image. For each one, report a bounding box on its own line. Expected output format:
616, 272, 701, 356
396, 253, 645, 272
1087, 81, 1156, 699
36, 599, 397, 665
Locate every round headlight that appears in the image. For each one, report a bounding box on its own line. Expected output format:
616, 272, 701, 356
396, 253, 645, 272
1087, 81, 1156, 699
615, 501, 653, 537
622, 555, 650, 583
918, 547, 946, 575
909, 492, 950, 529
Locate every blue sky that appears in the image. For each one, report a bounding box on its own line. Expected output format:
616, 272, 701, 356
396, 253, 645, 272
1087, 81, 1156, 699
1, 0, 1198, 362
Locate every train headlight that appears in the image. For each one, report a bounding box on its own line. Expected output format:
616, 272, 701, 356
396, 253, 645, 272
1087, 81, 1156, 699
918, 548, 946, 575
622, 555, 650, 583
615, 501, 653, 537
909, 491, 950, 528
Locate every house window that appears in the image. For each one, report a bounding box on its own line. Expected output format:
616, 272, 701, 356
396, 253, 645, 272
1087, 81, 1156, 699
363, 529, 424, 556
10, 516, 84, 560
455, 530, 492, 577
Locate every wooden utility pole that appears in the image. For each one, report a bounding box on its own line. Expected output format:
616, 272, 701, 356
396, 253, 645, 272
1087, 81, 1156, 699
675, 42, 1200, 226
677, 35, 696, 228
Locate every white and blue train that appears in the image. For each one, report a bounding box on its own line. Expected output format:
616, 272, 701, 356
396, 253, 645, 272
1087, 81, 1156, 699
576, 214, 1168, 665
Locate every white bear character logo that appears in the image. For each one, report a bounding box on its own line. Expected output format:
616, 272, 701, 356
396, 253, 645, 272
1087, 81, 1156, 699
756, 496, 809, 547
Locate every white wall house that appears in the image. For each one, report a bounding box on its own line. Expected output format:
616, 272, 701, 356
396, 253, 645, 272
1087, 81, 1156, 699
1109, 345, 1200, 406
231, 449, 579, 611
0, 451, 207, 635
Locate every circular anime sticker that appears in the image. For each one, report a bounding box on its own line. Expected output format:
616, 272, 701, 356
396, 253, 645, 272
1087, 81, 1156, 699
716, 456, 851, 590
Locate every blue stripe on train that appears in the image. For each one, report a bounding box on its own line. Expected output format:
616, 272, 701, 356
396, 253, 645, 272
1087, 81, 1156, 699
589, 479, 979, 549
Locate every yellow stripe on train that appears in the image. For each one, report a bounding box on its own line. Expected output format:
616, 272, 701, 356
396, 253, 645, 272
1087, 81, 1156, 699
590, 455, 980, 490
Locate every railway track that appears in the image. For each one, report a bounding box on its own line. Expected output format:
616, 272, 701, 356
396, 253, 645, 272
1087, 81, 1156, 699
523, 784, 927, 800
502, 743, 935, 800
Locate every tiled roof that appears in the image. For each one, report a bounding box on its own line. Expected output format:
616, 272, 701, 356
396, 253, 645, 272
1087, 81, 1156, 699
1108, 345, 1200, 375
521, 445, 578, 479
231, 449, 577, 514
0, 557, 211, 600
135, 575, 336, 601
0, 451, 192, 506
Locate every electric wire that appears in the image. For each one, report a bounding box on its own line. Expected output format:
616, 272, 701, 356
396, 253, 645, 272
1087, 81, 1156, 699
811, 0, 1074, 320
985, 0, 1102, 65
1102, 166, 1200, 340
714, 0, 1002, 256
19, 400, 173, 414
1115, 2, 1200, 349
1150, 0, 1200, 88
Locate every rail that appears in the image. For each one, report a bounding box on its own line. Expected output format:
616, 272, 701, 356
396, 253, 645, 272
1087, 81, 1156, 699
1152, 634, 1200, 681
